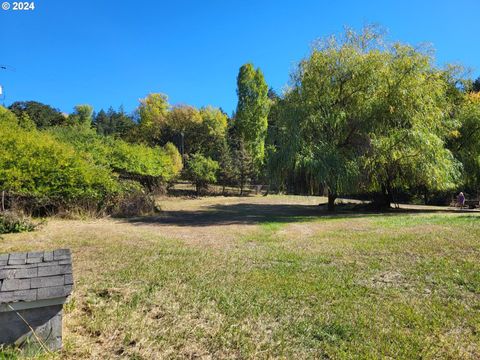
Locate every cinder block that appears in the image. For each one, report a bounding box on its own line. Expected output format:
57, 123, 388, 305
4, 264, 37, 269
27, 251, 44, 258
0, 291, 14, 303
8, 259, 26, 265
1, 278, 31, 291
31, 276, 64, 289
53, 250, 71, 261
12, 289, 37, 302
26, 257, 43, 264
43, 251, 54, 261
37, 285, 71, 300
9, 253, 27, 260
13, 268, 38, 279
64, 274, 74, 285
38, 265, 72, 277
0, 270, 15, 280
37, 261, 59, 267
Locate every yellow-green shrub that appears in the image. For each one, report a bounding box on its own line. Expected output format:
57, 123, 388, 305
49, 126, 183, 183
0, 108, 119, 212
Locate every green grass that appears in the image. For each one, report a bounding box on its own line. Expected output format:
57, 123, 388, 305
1, 198, 479, 359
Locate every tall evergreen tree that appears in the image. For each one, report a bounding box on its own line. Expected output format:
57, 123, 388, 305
94, 106, 135, 137
473, 77, 480, 92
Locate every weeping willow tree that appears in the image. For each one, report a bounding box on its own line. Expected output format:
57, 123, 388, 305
269, 27, 385, 210
450, 92, 480, 194
270, 26, 460, 210
361, 40, 461, 207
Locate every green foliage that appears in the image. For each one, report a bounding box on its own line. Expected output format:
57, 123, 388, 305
165, 104, 203, 155
0, 105, 19, 126
1, 104, 51, 131
49, 126, 183, 184
450, 92, 480, 192
198, 106, 228, 158
110, 139, 182, 182
68, 104, 94, 128
0, 211, 37, 234
366, 130, 461, 196
95, 107, 135, 137
109, 180, 157, 217
17, 112, 36, 130
164, 105, 228, 158
135, 93, 170, 145
235, 63, 270, 171
0, 107, 182, 215
275, 27, 386, 205
472, 77, 480, 92
130, 95, 229, 166
362, 40, 460, 204
185, 153, 219, 194
265, 97, 294, 193
232, 137, 254, 194
273, 26, 460, 208
217, 139, 238, 191
163, 142, 184, 177
0, 118, 118, 205
8, 101, 66, 129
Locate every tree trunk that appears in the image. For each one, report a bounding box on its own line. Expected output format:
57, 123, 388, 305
376, 183, 393, 209
327, 192, 336, 212
240, 172, 245, 196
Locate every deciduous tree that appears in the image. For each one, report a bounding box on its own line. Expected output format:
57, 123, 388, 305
276, 27, 460, 210
9, 101, 66, 129
235, 63, 270, 174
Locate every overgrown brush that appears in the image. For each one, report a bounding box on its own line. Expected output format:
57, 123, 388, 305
0, 106, 182, 218
0, 211, 37, 234
110, 183, 158, 217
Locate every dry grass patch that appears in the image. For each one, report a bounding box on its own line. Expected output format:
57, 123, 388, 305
0, 196, 479, 359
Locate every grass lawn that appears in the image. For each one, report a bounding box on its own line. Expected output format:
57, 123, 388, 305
1, 195, 479, 359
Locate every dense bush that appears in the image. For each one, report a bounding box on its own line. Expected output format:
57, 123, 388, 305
49, 126, 183, 187
109, 181, 157, 217
0, 114, 118, 207
0, 106, 182, 215
185, 153, 219, 194
0, 211, 37, 234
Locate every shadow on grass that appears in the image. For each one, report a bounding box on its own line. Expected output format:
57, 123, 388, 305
122, 201, 479, 228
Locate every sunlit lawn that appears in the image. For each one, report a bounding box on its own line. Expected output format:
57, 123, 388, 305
1, 196, 479, 359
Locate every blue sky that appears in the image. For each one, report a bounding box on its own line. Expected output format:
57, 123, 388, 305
1, 0, 479, 115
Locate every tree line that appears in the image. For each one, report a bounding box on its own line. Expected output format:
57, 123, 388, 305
1, 26, 480, 214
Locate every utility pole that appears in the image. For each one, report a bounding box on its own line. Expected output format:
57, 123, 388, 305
0, 65, 8, 105
180, 131, 185, 164
0, 64, 14, 103
1, 64, 9, 210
